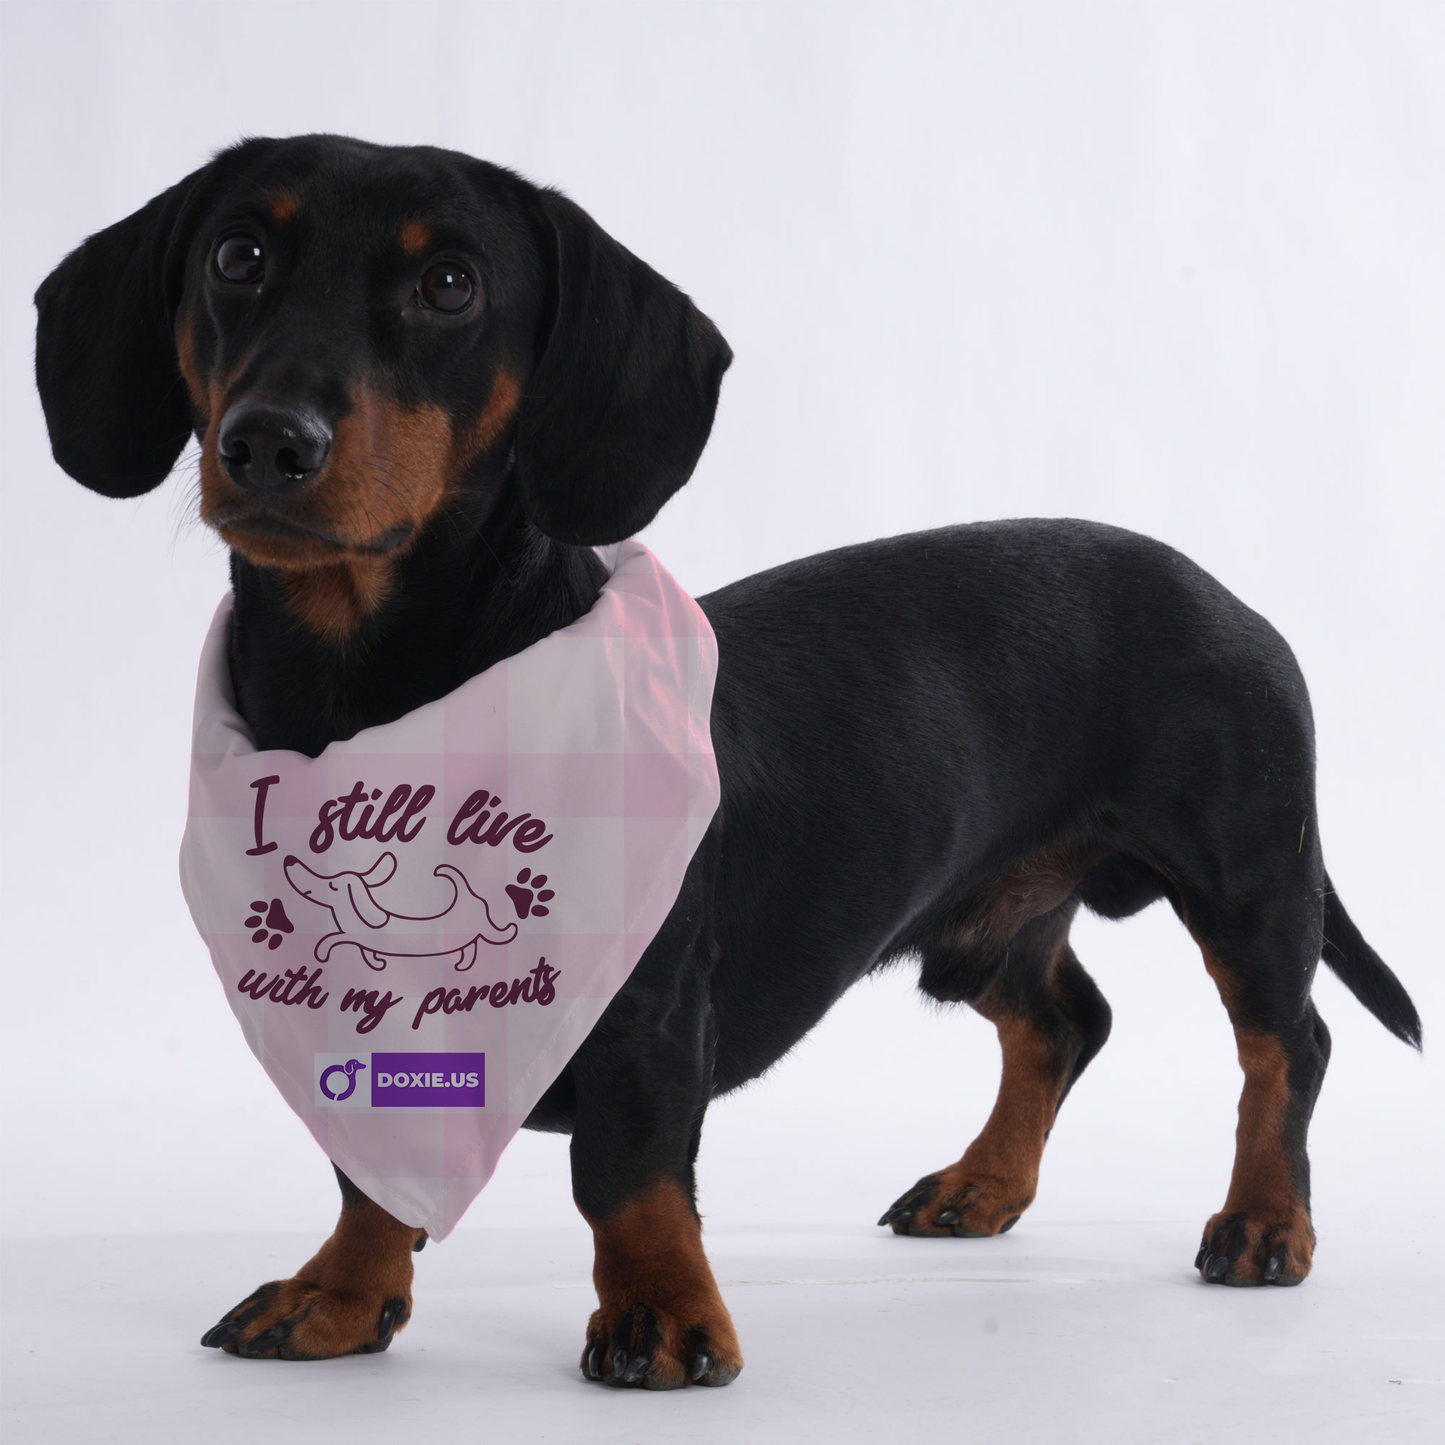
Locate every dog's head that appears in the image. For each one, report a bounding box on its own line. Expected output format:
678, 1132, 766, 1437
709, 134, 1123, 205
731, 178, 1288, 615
284, 851, 396, 928
35, 135, 731, 628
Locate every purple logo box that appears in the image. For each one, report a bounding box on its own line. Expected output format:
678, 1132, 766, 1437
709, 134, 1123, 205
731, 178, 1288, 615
372, 1053, 485, 1107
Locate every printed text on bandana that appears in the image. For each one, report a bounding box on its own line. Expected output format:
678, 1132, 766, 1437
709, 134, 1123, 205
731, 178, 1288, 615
247, 775, 555, 858
180, 540, 721, 1235
236, 774, 563, 1046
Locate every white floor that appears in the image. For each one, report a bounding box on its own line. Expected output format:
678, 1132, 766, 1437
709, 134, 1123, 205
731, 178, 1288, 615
4, 1218, 1439, 1445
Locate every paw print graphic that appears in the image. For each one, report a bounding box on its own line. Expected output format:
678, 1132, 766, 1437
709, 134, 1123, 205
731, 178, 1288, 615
245, 897, 296, 950
505, 868, 555, 920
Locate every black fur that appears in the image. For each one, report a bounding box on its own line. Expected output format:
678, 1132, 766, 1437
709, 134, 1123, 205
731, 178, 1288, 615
35, 135, 1418, 1374
517, 188, 735, 545
35, 163, 206, 496
1322, 876, 1420, 1045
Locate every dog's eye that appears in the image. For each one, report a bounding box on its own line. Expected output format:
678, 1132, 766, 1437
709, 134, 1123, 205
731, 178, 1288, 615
215, 235, 265, 284
418, 262, 476, 313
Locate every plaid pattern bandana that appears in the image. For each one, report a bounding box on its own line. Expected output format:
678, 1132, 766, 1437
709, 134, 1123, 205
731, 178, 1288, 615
180, 542, 720, 1238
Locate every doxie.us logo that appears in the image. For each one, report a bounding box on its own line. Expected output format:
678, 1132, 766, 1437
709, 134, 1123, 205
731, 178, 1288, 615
313, 1052, 372, 1108
321, 1058, 366, 1100
373, 1052, 485, 1108
312, 1051, 484, 1107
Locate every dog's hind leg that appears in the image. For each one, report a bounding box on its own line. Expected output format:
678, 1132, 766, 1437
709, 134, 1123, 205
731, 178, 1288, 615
199, 1166, 426, 1360
1188, 881, 1330, 1287
880, 900, 1111, 1238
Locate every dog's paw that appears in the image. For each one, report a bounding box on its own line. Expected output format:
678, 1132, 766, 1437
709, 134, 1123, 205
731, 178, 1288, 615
1195, 1207, 1314, 1287
878, 1165, 1033, 1238
200, 1278, 410, 1360
505, 868, 555, 919
580, 1301, 742, 1390
244, 898, 295, 951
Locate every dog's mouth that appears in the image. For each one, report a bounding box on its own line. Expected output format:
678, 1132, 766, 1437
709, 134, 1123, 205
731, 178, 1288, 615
212, 505, 415, 568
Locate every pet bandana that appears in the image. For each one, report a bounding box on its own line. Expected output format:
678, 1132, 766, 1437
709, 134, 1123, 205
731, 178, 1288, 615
179, 542, 719, 1239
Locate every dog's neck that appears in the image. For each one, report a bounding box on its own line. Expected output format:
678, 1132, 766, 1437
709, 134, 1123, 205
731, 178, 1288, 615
227, 485, 608, 757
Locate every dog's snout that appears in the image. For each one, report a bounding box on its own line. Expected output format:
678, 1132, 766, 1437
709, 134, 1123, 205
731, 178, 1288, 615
218, 404, 333, 496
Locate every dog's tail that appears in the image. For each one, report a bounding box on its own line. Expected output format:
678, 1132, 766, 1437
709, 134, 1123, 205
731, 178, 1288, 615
1320, 875, 1421, 1048
434, 865, 518, 945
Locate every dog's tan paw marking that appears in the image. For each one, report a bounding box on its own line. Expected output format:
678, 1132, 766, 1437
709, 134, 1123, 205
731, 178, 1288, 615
200, 1278, 410, 1360
580, 1300, 742, 1390
1195, 1206, 1314, 1286
878, 1164, 1035, 1238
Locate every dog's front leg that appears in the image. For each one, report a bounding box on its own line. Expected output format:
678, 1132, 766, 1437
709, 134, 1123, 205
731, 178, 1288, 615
569, 916, 742, 1389
200, 1166, 425, 1360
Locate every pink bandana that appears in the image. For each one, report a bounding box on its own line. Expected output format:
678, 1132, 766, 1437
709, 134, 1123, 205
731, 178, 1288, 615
179, 542, 720, 1238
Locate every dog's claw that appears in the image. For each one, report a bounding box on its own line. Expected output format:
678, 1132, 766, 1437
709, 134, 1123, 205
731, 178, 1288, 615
934, 1208, 960, 1226
1264, 1250, 1285, 1283
999, 1214, 1021, 1234
1204, 1253, 1229, 1282
587, 1307, 740, 1389
1195, 1244, 1209, 1269
200, 1319, 241, 1349
241, 1322, 290, 1357
377, 1296, 407, 1339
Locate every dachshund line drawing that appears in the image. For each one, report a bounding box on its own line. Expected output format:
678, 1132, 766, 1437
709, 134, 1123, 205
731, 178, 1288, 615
283, 852, 517, 971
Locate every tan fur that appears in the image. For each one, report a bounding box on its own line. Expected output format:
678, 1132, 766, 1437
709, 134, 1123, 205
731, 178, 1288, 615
176, 317, 207, 420
1201, 946, 1244, 1016
1198, 948, 1315, 1282
269, 191, 300, 224
1224, 1033, 1295, 1209
217, 1193, 424, 1359
895, 978, 1069, 1237
282, 556, 398, 644
946, 841, 1106, 953
581, 1176, 742, 1387
186, 324, 522, 640
399, 219, 432, 256
461, 369, 521, 459
195, 387, 456, 637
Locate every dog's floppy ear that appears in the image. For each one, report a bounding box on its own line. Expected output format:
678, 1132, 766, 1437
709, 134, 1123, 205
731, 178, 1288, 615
34, 170, 206, 496
344, 876, 389, 931
34, 143, 272, 498
361, 853, 398, 887
515, 190, 733, 545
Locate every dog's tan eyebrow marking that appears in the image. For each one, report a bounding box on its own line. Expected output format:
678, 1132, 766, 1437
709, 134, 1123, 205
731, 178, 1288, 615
269, 191, 301, 224
400, 221, 433, 256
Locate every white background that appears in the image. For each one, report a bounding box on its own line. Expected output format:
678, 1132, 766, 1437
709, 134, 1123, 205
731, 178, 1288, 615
2, 3, 1441, 1439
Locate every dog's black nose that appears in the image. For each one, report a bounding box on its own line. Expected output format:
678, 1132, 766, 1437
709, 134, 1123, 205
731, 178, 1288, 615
218, 404, 333, 495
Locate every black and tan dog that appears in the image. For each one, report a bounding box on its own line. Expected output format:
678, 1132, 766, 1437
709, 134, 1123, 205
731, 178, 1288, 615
35, 134, 1419, 1389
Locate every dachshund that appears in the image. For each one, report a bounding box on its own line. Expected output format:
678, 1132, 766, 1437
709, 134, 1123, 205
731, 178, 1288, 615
34, 133, 1420, 1389
283, 851, 519, 970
